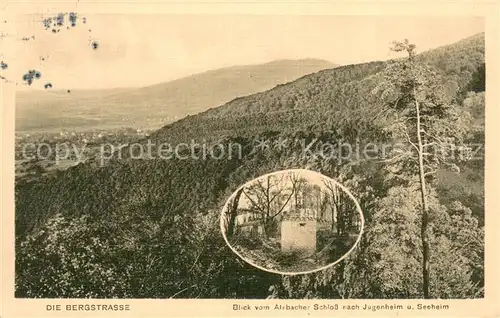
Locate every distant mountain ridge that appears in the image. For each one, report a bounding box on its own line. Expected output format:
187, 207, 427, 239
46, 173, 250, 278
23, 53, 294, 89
15, 59, 336, 133
15, 33, 485, 299
142, 33, 484, 148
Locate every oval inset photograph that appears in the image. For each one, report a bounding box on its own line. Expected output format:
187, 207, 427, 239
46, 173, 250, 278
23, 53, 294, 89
220, 169, 364, 275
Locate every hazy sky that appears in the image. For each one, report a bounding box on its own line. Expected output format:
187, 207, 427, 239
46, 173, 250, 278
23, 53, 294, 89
3, 14, 484, 90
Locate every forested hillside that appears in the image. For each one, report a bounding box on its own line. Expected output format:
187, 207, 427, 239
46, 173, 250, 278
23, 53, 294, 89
15, 33, 485, 299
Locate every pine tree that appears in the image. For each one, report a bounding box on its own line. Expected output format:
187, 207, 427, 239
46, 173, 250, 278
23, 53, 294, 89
373, 39, 473, 298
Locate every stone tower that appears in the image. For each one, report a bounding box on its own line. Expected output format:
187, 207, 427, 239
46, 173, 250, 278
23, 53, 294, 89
281, 216, 317, 257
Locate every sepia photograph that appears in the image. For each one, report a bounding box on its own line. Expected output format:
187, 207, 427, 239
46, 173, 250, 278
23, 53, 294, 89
221, 169, 363, 274
1, 4, 497, 316
9, 13, 485, 300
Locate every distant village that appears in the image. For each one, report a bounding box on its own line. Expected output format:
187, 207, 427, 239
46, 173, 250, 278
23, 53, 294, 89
14, 127, 154, 179
16, 126, 152, 144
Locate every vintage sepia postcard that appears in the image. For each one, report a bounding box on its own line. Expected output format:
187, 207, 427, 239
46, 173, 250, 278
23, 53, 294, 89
1, 0, 499, 317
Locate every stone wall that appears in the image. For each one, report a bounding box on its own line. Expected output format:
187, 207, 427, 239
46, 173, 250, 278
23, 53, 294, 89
281, 219, 317, 257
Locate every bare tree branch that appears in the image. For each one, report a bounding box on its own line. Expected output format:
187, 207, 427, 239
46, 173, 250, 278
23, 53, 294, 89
169, 284, 197, 299
242, 190, 267, 216
404, 130, 420, 154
